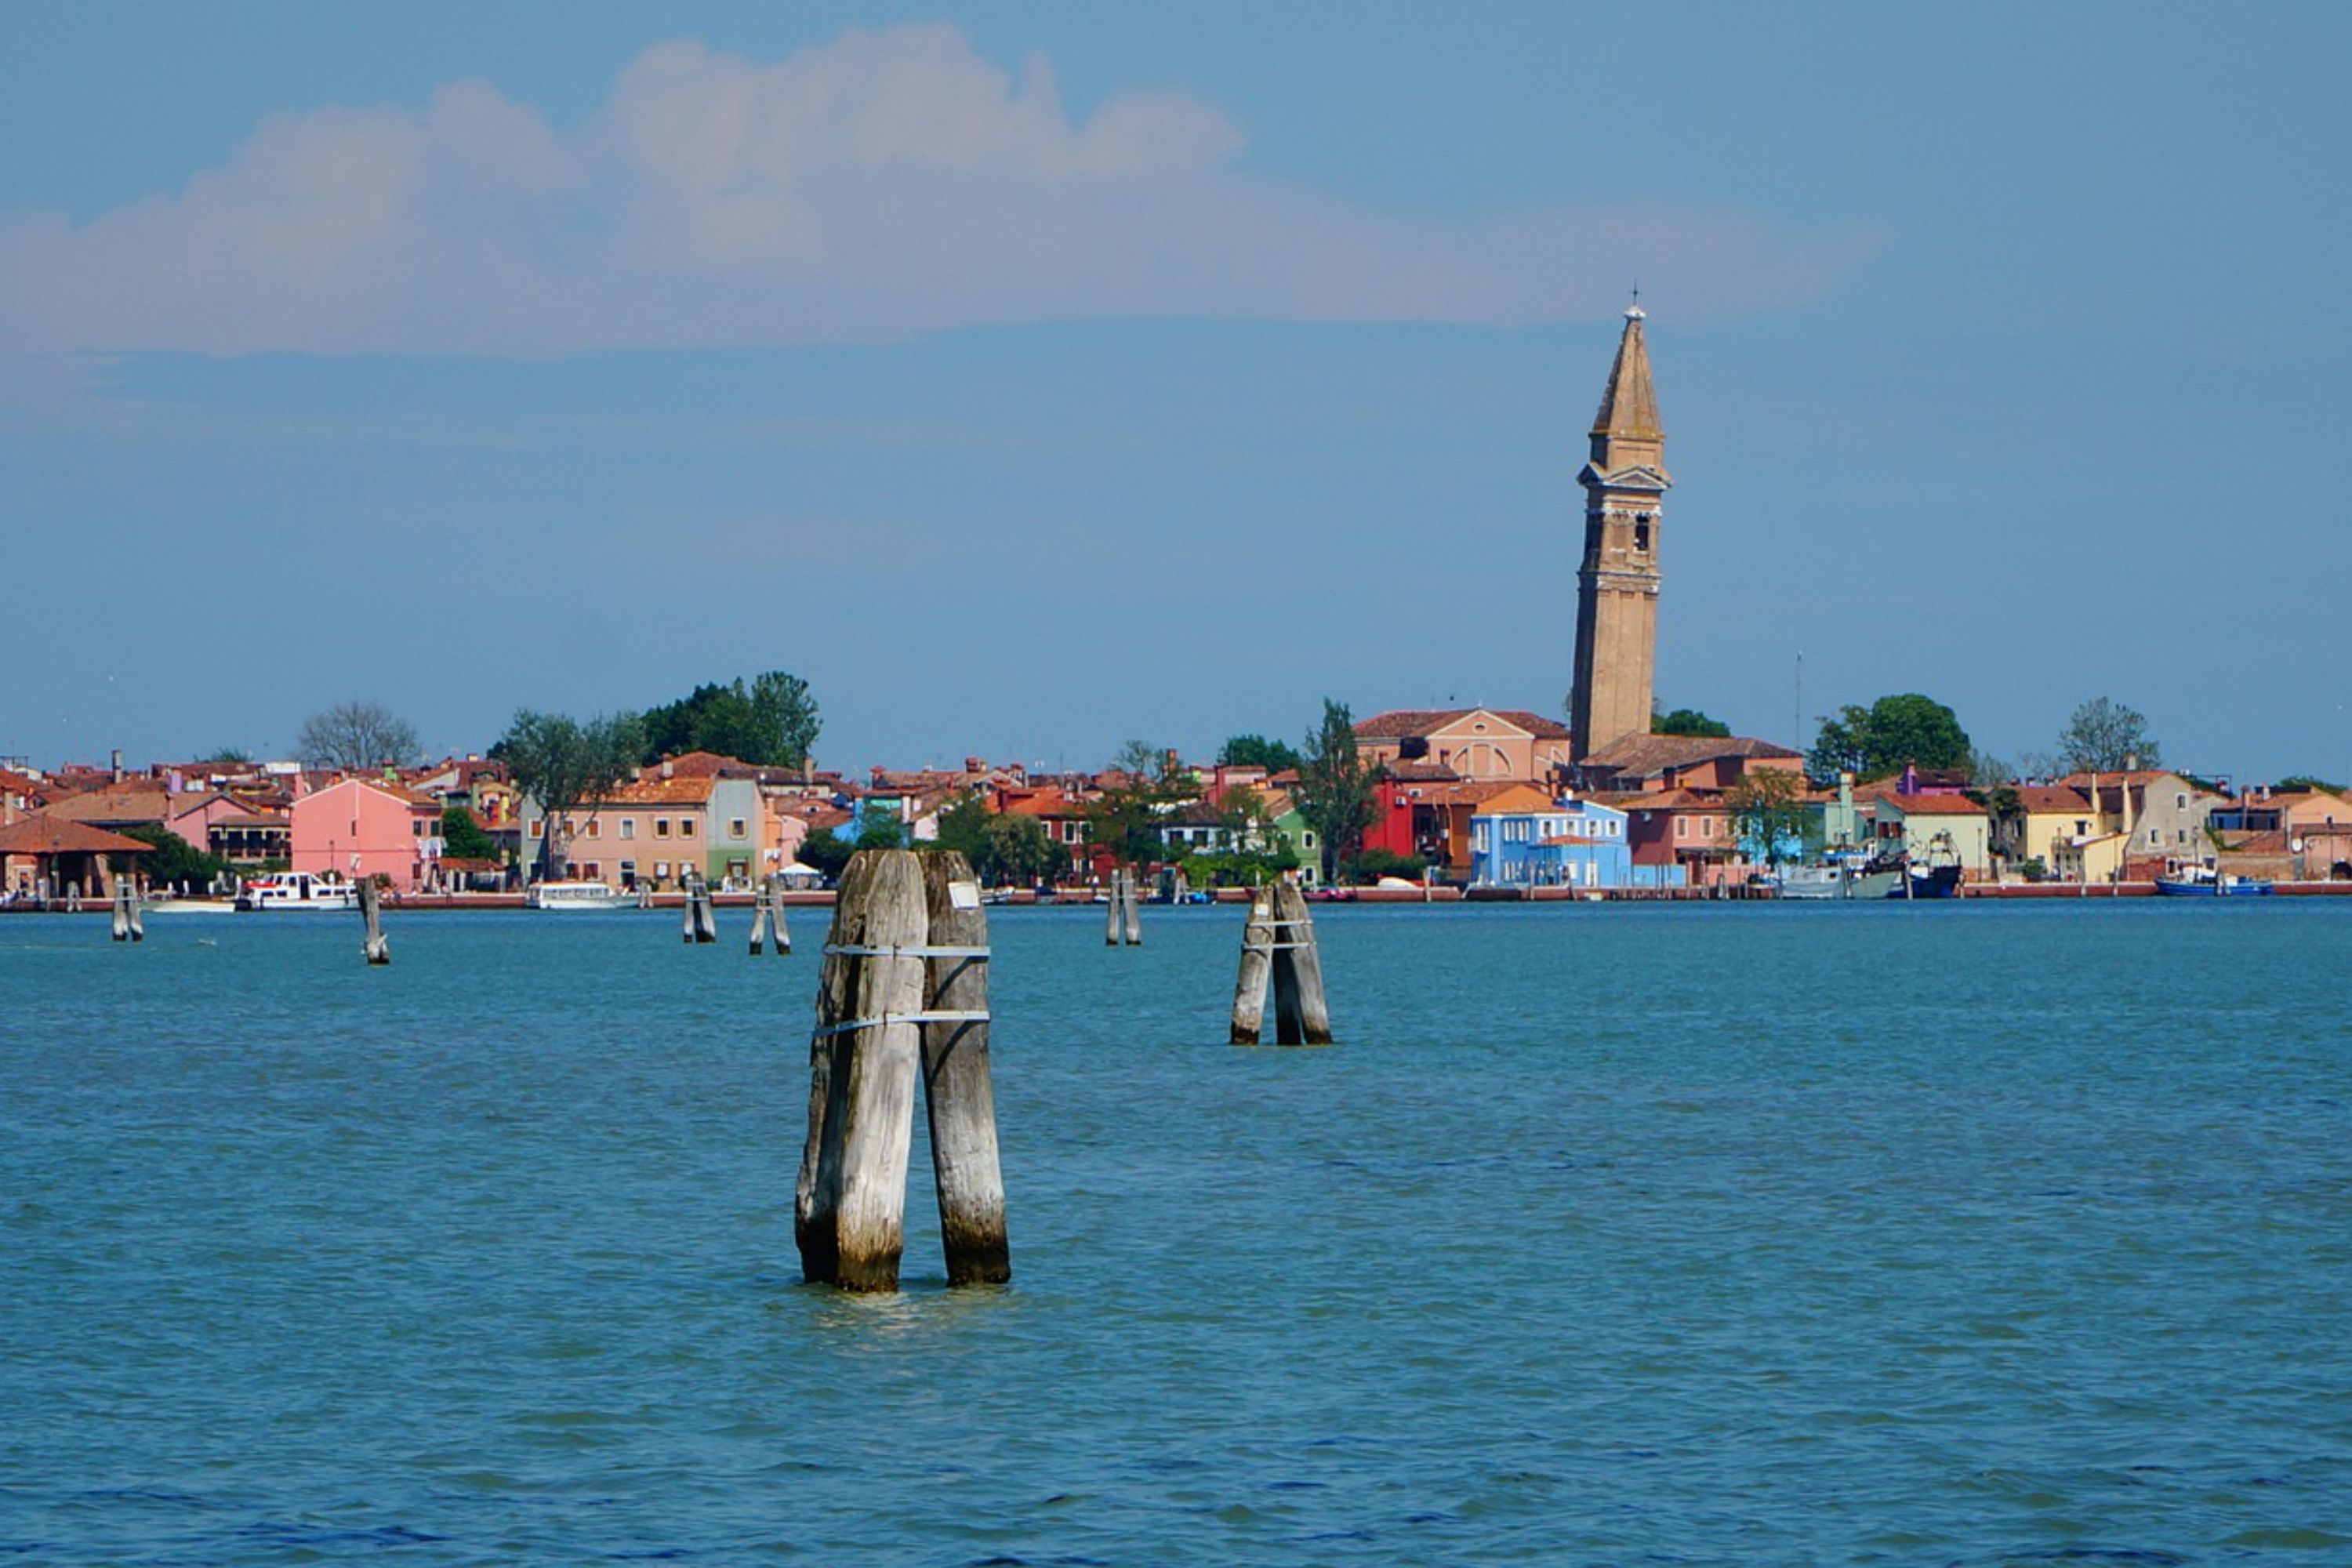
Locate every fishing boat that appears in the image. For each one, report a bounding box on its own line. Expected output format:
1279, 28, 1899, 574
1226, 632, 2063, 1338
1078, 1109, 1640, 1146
234, 871, 359, 912
1770, 850, 1904, 900
525, 880, 633, 911
2154, 863, 2274, 897
1888, 833, 1965, 899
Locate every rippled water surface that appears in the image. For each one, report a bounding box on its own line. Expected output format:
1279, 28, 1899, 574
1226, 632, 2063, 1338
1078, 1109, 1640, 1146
5, 900, 2349, 1565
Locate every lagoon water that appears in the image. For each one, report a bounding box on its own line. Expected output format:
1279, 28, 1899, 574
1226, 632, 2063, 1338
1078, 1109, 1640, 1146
3, 900, 2349, 1565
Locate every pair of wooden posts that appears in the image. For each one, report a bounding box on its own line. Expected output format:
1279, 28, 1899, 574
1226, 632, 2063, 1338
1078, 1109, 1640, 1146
797, 849, 1009, 1292
681, 872, 717, 944
111, 880, 143, 943
1104, 867, 1143, 946
1230, 880, 1332, 1045
746, 875, 792, 956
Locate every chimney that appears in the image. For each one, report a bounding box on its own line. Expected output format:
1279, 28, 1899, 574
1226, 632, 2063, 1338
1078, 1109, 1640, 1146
661, 759, 674, 780
2125, 752, 2140, 772
110, 748, 123, 782
965, 756, 984, 774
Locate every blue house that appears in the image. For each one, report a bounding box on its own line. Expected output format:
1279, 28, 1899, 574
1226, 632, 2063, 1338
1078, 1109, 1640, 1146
1469, 796, 1633, 888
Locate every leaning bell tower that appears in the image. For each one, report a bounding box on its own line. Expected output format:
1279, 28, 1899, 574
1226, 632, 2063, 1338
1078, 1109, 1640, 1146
1568, 299, 1672, 760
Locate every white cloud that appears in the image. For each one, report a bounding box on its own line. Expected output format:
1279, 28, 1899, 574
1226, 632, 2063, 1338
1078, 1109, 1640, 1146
0, 25, 1879, 357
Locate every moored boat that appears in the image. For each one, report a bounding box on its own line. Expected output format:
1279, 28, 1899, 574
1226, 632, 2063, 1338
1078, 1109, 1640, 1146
525, 880, 633, 910
2154, 864, 2274, 896
234, 871, 359, 912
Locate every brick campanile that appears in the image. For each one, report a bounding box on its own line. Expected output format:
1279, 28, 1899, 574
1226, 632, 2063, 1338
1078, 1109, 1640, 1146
1568, 301, 1672, 760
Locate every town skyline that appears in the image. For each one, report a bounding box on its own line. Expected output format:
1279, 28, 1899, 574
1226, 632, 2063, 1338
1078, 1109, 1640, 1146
5, 5, 2348, 781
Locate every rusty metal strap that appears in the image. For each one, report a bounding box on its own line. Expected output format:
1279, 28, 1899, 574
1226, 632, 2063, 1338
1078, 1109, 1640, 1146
811, 1008, 992, 1040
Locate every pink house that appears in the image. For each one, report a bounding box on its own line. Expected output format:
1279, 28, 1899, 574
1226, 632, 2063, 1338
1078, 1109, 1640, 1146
291, 777, 442, 890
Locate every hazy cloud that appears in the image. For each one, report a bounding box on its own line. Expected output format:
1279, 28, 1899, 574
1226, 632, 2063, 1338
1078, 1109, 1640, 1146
0, 26, 1879, 356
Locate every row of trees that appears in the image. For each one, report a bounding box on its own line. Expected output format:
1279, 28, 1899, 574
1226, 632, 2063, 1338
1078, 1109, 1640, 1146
1805, 692, 2161, 784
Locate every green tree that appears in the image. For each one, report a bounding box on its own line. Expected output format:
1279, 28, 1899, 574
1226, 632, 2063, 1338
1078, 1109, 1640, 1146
118, 824, 226, 887
1807, 693, 1972, 782
1652, 706, 1732, 738
1218, 734, 1304, 773
2278, 775, 2348, 795
855, 814, 909, 851
982, 813, 1063, 886
497, 708, 646, 881
797, 829, 855, 882
440, 804, 500, 862
2056, 697, 2162, 773
933, 789, 993, 863
1725, 768, 1812, 869
1295, 699, 1377, 882
201, 747, 252, 764
639, 671, 821, 768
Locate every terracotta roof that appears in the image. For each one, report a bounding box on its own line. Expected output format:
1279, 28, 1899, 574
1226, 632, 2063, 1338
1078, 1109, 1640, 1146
1383, 760, 1462, 782
998, 788, 1078, 818
1355, 707, 1573, 741
41, 785, 172, 825
0, 817, 154, 855
2008, 786, 2093, 814
1580, 734, 1802, 775
1615, 789, 1721, 811
602, 776, 717, 807
1878, 793, 1989, 816
648, 751, 750, 779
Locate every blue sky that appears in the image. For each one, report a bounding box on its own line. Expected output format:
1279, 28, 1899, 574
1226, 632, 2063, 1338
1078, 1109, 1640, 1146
3, 2, 2347, 782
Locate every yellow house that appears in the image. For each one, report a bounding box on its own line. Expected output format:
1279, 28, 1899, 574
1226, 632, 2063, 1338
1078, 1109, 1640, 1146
1992, 784, 2126, 881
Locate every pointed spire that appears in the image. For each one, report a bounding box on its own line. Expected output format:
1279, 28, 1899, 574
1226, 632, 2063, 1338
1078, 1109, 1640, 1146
1590, 296, 1662, 445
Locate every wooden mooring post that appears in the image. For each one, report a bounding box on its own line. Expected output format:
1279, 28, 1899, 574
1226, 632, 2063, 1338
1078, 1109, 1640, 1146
682, 871, 717, 944
358, 877, 390, 964
111, 877, 143, 942
1230, 880, 1333, 1045
747, 873, 792, 956
797, 848, 1009, 1291
1105, 867, 1142, 946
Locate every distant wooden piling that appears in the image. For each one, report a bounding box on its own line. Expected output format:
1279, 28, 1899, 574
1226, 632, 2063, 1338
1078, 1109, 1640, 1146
111, 879, 132, 942
358, 878, 390, 964
1229, 887, 1276, 1044
747, 873, 792, 956
1105, 868, 1142, 946
683, 871, 717, 944
920, 851, 1010, 1285
797, 851, 931, 1290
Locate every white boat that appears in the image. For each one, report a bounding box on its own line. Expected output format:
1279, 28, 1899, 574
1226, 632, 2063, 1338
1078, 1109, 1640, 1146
143, 898, 239, 915
1769, 851, 1903, 900
234, 872, 360, 912
525, 880, 633, 911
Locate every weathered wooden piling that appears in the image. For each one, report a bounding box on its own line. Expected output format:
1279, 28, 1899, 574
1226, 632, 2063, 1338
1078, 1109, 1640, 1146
683, 871, 717, 944
358, 877, 390, 964
920, 851, 1010, 1284
111, 879, 133, 942
1229, 886, 1276, 1044
748, 873, 791, 956
1267, 881, 1332, 1045
797, 851, 931, 1290
1123, 868, 1143, 945
1104, 868, 1143, 946
1231, 881, 1333, 1045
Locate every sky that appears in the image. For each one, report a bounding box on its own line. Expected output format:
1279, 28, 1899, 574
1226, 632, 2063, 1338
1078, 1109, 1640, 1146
3, 2, 2347, 783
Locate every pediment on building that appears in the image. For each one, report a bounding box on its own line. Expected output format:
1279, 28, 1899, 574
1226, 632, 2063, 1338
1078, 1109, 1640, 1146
1577, 463, 1671, 492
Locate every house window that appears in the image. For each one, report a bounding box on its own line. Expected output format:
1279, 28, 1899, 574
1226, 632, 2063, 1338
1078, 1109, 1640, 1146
2176, 793, 2187, 809
413, 819, 426, 837
2150, 828, 2161, 845
730, 818, 747, 839
655, 818, 670, 838
678, 817, 696, 837
1675, 818, 1687, 839
654, 861, 670, 879
586, 819, 600, 839
620, 818, 636, 840
529, 821, 543, 839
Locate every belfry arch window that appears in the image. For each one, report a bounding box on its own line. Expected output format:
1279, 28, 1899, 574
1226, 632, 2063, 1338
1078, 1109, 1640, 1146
1633, 515, 1652, 553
